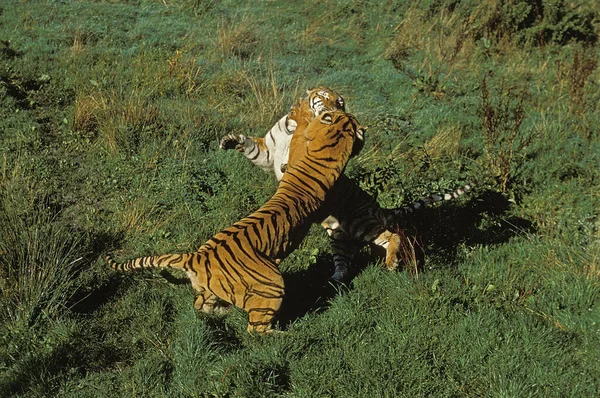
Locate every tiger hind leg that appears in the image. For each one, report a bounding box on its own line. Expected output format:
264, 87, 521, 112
373, 230, 401, 271
243, 282, 285, 334
194, 290, 231, 315
373, 229, 424, 274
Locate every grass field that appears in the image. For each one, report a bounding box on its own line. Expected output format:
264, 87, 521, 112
1, 0, 599, 396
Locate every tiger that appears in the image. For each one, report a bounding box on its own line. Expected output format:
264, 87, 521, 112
220, 86, 346, 180
220, 86, 472, 281
220, 86, 409, 280
106, 110, 365, 334
321, 178, 474, 278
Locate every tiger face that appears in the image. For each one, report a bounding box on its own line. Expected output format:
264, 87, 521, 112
285, 86, 346, 133
287, 110, 364, 170
306, 86, 345, 115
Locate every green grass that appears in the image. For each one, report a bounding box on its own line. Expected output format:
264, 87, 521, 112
1, 0, 599, 396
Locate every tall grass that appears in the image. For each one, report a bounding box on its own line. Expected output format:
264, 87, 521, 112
0, 186, 83, 329
1, 0, 599, 396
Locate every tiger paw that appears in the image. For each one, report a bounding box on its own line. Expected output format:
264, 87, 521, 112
219, 134, 247, 152
329, 265, 349, 284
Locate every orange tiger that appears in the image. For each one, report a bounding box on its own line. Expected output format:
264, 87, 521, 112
106, 110, 364, 333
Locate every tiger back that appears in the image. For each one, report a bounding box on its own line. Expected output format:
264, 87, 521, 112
107, 110, 364, 334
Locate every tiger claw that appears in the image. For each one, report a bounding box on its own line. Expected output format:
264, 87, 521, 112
219, 134, 246, 152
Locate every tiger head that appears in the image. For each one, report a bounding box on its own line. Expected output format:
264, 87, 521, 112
305, 86, 345, 115
286, 86, 346, 133
287, 110, 365, 170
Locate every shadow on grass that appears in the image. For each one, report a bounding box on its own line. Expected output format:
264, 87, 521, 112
275, 189, 534, 328
85, 190, 532, 333
277, 254, 343, 330
413, 189, 534, 267
0, 322, 131, 398
69, 230, 127, 315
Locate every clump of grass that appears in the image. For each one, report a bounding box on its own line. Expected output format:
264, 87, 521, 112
167, 49, 206, 97
215, 17, 258, 60
242, 63, 301, 128
72, 88, 163, 152
423, 125, 462, 160
384, 5, 475, 97
385, 1, 599, 95
0, 193, 83, 330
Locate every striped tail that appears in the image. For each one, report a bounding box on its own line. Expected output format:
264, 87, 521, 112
391, 182, 475, 219
106, 253, 195, 272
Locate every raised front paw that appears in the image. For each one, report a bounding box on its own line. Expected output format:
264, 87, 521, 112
219, 134, 247, 152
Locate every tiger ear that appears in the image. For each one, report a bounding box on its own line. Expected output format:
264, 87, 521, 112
320, 112, 333, 124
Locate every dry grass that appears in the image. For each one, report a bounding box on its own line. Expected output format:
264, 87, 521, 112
480, 74, 533, 192
115, 197, 170, 236
242, 63, 302, 128
356, 125, 462, 174
298, 13, 339, 47
557, 47, 598, 114
71, 29, 85, 54
215, 17, 258, 60
73, 89, 162, 152
384, 5, 478, 94
167, 49, 206, 97
423, 125, 462, 160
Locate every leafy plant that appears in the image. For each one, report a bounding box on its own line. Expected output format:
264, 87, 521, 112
480, 73, 535, 192
557, 47, 598, 114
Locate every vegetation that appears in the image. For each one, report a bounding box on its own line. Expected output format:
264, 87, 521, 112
1, 0, 599, 396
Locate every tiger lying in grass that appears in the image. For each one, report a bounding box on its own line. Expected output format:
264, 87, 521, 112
107, 110, 364, 334
221, 87, 472, 280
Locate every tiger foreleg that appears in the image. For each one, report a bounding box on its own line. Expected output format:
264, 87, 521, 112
219, 134, 273, 170
323, 216, 359, 282
219, 134, 249, 152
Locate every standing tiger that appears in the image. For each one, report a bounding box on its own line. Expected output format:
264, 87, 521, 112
221, 87, 472, 281
107, 110, 365, 334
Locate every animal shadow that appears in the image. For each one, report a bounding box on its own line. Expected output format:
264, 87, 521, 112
405, 189, 534, 268
276, 254, 344, 330
69, 230, 127, 314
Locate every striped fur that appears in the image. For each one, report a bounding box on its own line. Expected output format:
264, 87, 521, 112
219, 86, 345, 180
107, 111, 364, 334
322, 181, 475, 278
220, 86, 474, 281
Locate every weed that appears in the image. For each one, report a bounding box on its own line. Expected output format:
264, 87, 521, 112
167, 49, 205, 97
557, 47, 598, 114
480, 73, 535, 192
